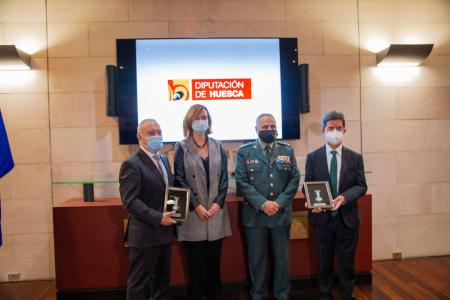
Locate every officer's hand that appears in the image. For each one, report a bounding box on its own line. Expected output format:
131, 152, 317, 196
331, 195, 346, 211
262, 201, 279, 216
161, 211, 177, 226
195, 204, 210, 222
207, 203, 220, 218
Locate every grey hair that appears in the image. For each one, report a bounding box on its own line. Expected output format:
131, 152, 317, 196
137, 118, 159, 134
255, 113, 275, 127
321, 111, 346, 129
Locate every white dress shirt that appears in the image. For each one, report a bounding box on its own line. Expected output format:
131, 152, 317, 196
326, 143, 342, 194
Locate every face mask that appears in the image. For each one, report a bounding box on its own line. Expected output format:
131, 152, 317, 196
258, 129, 276, 143
146, 135, 163, 153
192, 119, 209, 133
324, 129, 344, 146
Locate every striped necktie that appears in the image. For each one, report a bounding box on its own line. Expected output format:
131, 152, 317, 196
155, 155, 168, 186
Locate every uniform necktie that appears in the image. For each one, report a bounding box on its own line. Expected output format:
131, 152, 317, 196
155, 155, 168, 186
330, 150, 338, 217
264, 145, 271, 161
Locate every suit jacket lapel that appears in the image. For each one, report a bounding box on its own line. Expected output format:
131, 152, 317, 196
160, 155, 173, 186
270, 142, 280, 164
319, 145, 330, 182
185, 137, 207, 176
339, 147, 348, 191
137, 150, 165, 187
254, 141, 270, 165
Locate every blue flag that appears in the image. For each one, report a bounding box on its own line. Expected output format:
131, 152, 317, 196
0, 110, 14, 178
0, 109, 14, 247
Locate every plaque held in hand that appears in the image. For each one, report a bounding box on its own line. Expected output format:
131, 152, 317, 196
163, 187, 190, 221
303, 181, 334, 209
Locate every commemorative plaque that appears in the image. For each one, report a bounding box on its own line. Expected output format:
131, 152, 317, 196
303, 181, 334, 209
163, 187, 190, 222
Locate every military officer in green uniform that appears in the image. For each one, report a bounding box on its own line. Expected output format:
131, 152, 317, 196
235, 113, 300, 300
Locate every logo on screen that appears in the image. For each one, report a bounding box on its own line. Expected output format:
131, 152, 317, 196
168, 80, 190, 101
192, 78, 252, 100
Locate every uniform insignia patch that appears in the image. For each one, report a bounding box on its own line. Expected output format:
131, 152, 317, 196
276, 155, 291, 164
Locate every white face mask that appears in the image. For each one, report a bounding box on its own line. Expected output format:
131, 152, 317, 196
324, 129, 344, 146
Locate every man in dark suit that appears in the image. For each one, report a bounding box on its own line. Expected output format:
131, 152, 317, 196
120, 119, 176, 300
305, 111, 367, 300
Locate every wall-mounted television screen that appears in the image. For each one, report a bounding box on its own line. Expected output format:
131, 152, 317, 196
116, 38, 300, 144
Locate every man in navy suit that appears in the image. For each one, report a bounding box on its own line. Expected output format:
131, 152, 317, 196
304, 111, 367, 300
120, 119, 176, 300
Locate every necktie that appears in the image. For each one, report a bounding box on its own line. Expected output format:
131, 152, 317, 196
155, 155, 168, 186
264, 145, 271, 161
330, 150, 338, 217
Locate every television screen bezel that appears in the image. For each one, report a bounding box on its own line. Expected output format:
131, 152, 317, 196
116, 37, 300, 144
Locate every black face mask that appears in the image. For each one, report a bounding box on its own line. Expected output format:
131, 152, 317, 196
258, 129, 276, 143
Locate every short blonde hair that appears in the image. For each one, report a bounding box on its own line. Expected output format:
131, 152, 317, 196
183, 104, 212, 137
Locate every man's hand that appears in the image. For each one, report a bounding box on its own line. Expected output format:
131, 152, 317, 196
331, 195, 346, 211
160, 211, 177, 226
195, 204, 210, 222
207, 203, 221, 218
262, 200, 280, 216
305, 201, 327, 214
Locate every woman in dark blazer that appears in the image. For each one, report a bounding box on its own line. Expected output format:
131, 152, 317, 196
174, 104, 231, 300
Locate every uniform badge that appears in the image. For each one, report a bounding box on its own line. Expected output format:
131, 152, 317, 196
246, 159, 260, 165
276, 155, 291, 164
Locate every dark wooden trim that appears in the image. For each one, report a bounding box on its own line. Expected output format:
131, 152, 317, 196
56, 272, 371, 300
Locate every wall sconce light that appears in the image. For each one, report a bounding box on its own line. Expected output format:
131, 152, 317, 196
0, 45, 31, 70
376, 44, 434, 67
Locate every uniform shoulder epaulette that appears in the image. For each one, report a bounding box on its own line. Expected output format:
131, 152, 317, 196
277, 141, 292, 148
238, 141, 254, 150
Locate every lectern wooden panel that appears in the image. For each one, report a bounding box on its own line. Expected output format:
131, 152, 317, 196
53, 193, 372, 298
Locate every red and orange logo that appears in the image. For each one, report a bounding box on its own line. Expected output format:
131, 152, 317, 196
168, 79, 190, 101
168, 78, 252, 101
